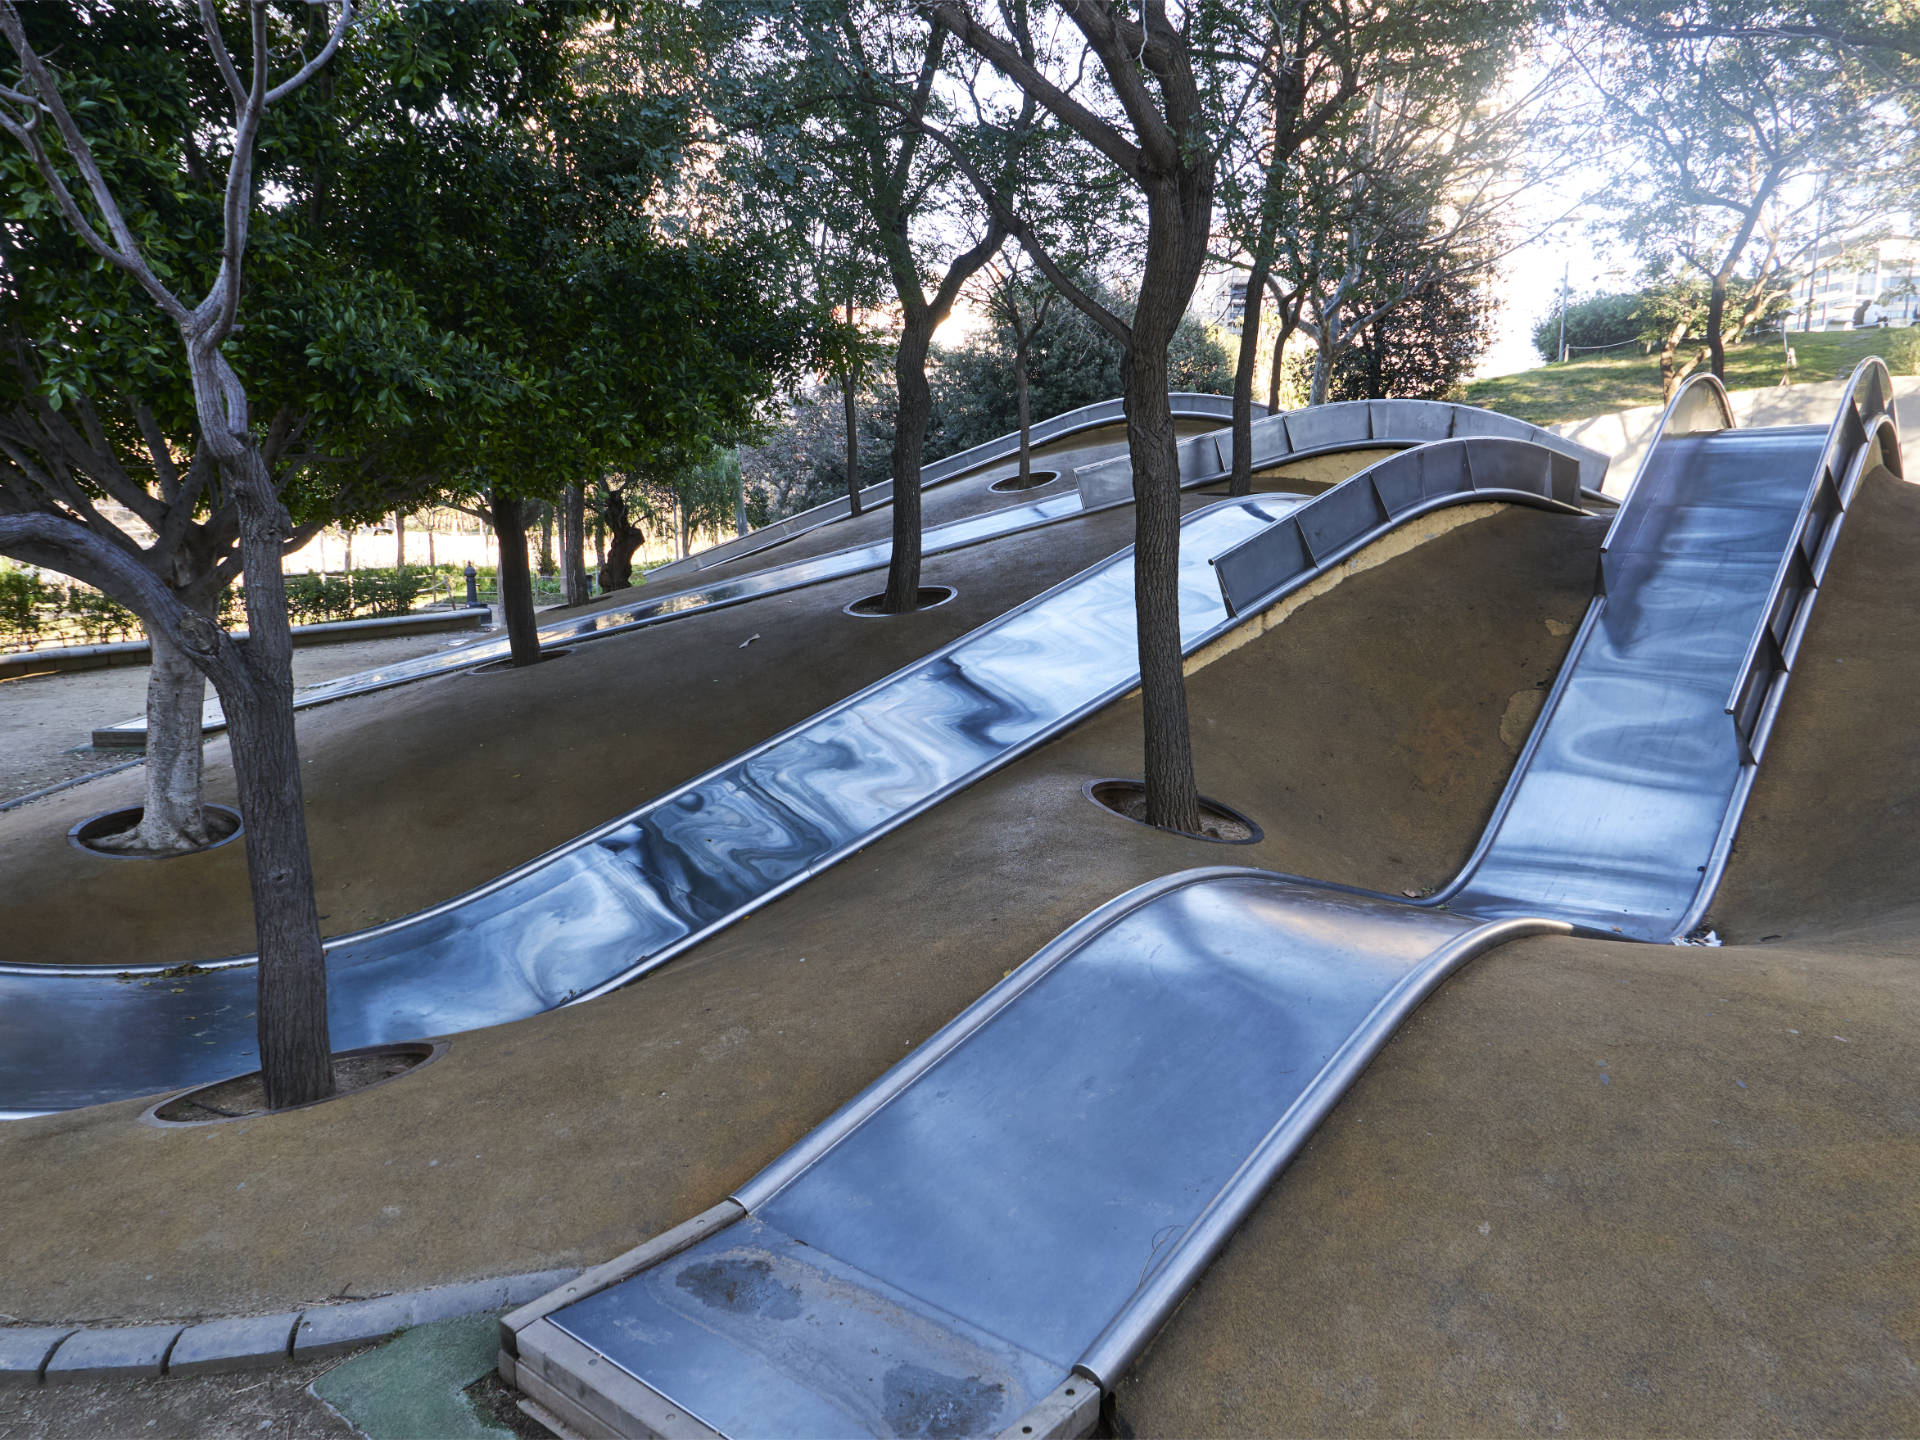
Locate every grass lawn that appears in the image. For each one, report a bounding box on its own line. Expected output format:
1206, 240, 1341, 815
1464, 328, 1920, 427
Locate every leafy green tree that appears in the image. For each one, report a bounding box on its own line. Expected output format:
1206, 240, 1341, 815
1585, 0, 1912, 382
0, 1, 493, 857
0, 0, 371, 1108
1329, 248, 1499, 401
1531, 291, 1644, 362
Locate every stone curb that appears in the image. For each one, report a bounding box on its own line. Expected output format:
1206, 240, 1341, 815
0, 1268, 578, 1387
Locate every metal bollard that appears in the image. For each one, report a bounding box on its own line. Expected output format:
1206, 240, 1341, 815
465, 562, 482, 608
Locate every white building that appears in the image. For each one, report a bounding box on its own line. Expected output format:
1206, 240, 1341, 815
1791, 235, 1920, 330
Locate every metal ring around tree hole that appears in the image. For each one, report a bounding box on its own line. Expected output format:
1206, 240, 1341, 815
1083, 778, 1264, 845
988, 468, 1063, 494
138, 1041, 450, 1127
466, 646, 572, 675
68, 804, 244, 859
843, 586, 958, 618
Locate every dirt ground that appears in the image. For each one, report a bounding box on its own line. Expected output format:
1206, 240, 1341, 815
0, 1355, 357, 1440
0, 627, 482, 807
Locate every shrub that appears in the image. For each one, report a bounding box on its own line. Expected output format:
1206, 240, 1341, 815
0, 563, 44, 640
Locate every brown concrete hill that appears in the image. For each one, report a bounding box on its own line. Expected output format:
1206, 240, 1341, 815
0, 503, 1598, 1324
1709, 469, 1920, 945
1116, 924, 1920, 1437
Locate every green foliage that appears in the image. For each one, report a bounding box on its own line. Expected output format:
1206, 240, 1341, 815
927, 300, 1234, 460
0, 562, 46, 639
1532, 294, 1645, 362
283, 568, 429, 626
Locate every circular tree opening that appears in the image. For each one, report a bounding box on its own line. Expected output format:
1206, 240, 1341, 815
143, 1041, 447, 1125
1085, 779, 1263, 845
988, 468, 1062, 494
844, 586, 957, 617
69, 804, 243, 859
468, 646, 571, 675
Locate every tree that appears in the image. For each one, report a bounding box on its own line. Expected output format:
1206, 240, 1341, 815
1329, 239, 1499, 400
1582, 0, 1910, 381
331, 3, 822, 658
1531, 290, 1642, 361
975, 251, 1056, 485
732, 2, 1040, 613
926, 0, 1226, 834
1200, 0, 1363, 492
0, 1, 495, 855
0, 0, 367, 1108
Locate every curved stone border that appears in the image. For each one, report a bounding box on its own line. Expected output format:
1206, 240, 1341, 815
0, 1267, 579, 1387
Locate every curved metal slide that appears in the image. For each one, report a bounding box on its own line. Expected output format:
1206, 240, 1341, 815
641, 392, 1257, 585
500, 367, 1904, 1439
0, 435, 1585, 1115
94, 398, 1591, 744
1073, 396, 1610, 507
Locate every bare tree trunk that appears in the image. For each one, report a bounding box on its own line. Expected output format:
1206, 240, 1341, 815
1229, 260, 1271, 495
537, 504, 556, 577
882, 315, 935, 612
217, 445, 332, 1110
600, 487, 644, 592
490, 492, 541, 666
1308, 340, 1333, 406
560, 484, 589, 607
1014, 331, 1033, 483
1707, 273, 1729, 380
842, 373, 863, 517
1123, 337, 1202, 835
676, 496, 690, 560
393, 510, 405, 568
94, 626, 213, 855
1267, 324, 1282, 414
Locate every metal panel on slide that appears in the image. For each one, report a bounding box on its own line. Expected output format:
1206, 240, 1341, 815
530, 872, 1562, 1439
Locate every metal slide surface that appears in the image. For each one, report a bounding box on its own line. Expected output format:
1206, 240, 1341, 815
510, 369, 1907, 1439
643, 392, 1255, 584
92, 488, 1098, 745
1445, 363, 1901, 940
96, 400, 1600, 742
0, 497, 1292, 1113
1074, 397, 1609, 507
524, 873, 1563, 1438
1, 434, 1584, 1114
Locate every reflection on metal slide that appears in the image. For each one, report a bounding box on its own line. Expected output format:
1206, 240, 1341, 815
93, 488, 1099, 745
501, 365, 1905, 1438
644, 392, 1256, 584
1441, 362, 1902, 941
1074, 397, 1609, 508
505, 871, 1565, 1439
96, 398, 1603, 744
0, 436, 1586, 1115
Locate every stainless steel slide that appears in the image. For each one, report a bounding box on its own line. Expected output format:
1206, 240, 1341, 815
0, 436, 1584, 1115
506, 871, 1564, 1439
1073, 397, 1610, 507
643, 392, 1257, 584
500, 365, 1903, 1439
92, 487, 1102, 745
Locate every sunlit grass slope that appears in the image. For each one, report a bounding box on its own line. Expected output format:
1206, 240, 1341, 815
1464, 329, 1920, 426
